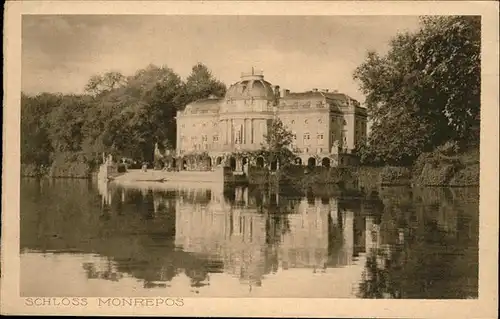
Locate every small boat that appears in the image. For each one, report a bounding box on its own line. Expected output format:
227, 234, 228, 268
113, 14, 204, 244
133, 178, 166, 183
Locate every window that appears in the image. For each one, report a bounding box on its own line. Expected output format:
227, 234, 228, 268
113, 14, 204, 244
318, 119, 322, 124
202, 135, 208, 142
292, 134, 297, 140
181, 124, 185, 128
318, 148, 323, 153
213, 135, 219, 142
202, 123, 206, 127
291, 120, 295, 124
304, 119, 309, 124
303, 133, 310, 140
317, 134, 324, 140
305, 147, 309, 153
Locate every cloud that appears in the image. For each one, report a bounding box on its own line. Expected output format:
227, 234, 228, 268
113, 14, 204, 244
21, 15, 421, 101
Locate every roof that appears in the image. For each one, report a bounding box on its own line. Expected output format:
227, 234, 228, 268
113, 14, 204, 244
183, 98, 222, 114
281, 91, 325, 100
282, 91, 351, 102
225, 78, 275, 100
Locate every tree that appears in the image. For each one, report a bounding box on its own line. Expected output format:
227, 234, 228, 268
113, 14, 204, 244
353, 16, 480, 165
123, 64, 185, 157
260, 117, 298, 168
45, 94, 91, 153
21, 93, 57, 165
86, 64, 185, 160
184, 63, 226, 104
84, 71, 127, 96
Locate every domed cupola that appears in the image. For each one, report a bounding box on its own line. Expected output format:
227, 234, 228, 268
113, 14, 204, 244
225, 68, 275, 101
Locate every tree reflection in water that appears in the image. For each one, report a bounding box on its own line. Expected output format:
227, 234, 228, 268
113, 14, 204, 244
20, 178, 478, 298
357, 187, 479, 299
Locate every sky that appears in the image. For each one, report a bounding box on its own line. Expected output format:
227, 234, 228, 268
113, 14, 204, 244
22, 15, 421, 102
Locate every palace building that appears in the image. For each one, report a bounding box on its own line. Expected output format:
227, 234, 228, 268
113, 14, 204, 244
175, 69, 367, 169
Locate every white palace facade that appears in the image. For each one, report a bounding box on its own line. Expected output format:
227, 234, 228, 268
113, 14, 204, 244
176, 69, 367, 168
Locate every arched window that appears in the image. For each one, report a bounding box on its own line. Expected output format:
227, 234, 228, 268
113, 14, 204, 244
229, 157, 237, 171
270, 159, 278, 171
307, 157, 316, 167
256, 157, 264, 168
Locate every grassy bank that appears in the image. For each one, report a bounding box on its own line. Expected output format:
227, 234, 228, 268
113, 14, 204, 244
246, 146, 478, 188
412, 146, 479, 187
21, 153, 97, 179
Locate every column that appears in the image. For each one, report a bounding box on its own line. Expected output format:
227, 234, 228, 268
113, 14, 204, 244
254, 120, 259, 145
242, 119, 246, 144
243, 187, 248, 205
231, 119, 234, 145
251, 119, 254, 144
245, 118, 250, 145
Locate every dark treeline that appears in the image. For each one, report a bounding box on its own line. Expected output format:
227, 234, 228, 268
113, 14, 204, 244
353, 16, 481, 166
21, 63, 226, 174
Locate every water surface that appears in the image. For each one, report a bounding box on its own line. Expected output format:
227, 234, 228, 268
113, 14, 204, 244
20, 178, 479, 298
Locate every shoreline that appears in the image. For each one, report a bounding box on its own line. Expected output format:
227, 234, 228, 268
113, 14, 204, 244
21, 165, 479, 188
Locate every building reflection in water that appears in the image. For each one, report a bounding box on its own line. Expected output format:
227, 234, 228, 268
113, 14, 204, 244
104, 183, 371, 291
90, 181, 479, 297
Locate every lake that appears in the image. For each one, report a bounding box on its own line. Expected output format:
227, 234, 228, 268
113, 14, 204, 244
20, 178, 479, 298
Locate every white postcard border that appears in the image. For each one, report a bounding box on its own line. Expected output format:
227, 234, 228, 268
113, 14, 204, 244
2, 1, 499, 317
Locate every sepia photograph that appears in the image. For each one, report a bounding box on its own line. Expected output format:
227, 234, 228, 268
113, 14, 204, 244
2, 1, 499, 317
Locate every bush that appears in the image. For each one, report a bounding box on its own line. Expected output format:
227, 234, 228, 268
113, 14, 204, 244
414, 163, 458, 186
412, 145, 479, 186
436, 141, 460, 155
21, 164, 45, 177
448, 163, 479, 186
49, 152, 91, 178
380, 166, 411, 186
356, 167, 383, 191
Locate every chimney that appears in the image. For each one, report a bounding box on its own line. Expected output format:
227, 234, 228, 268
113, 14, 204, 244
273, 85, 280, 106
312, 88, 318, 92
